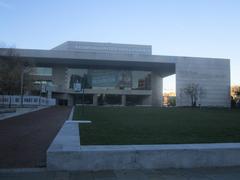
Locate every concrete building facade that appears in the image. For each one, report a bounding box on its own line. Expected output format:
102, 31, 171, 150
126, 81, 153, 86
0, 41, 231, 107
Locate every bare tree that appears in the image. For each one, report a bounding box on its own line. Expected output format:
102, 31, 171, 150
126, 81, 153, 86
231, 85, 240, 97
182, 83, 204, 107
0, 47, 34, 96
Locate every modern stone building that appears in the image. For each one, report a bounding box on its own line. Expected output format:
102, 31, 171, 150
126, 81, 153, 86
0, 41, 231, 107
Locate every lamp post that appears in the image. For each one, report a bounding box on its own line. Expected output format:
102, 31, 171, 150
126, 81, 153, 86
20, 70, 24, 107
81, 74, 86, 119
20, 66, 31, 107
39, 81, 43, 106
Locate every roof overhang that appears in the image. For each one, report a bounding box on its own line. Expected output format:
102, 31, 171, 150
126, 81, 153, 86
0, 48, 176, 77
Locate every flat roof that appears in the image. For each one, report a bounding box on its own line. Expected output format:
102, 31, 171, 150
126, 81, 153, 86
52, 41, 152, 55
0, 42, 229, 77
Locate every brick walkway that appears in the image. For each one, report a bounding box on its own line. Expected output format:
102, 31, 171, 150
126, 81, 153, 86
0, 106, 71, 168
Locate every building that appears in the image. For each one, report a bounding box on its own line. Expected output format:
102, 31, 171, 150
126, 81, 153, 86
163, 92, 176, 107
0, 41, 231, 107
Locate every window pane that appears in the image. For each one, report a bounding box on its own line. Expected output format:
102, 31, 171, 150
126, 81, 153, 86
66, 68, 151, 90
31, 67, 52, 76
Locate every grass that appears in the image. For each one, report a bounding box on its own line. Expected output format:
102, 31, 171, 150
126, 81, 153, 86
73, 106, 240, 145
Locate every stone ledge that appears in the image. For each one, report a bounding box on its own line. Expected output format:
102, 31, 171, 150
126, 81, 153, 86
47, 122, 80, 153
48, 144, 240, 171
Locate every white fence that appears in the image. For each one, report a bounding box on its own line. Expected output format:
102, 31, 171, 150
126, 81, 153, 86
0, 95, 56, 106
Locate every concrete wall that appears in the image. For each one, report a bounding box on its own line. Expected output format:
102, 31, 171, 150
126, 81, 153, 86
176, 57, 230, 107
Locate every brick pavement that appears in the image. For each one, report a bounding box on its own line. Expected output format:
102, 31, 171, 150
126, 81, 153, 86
0, 106, 71, 168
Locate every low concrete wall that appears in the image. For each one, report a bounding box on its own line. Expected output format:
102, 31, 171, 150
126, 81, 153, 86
47, 121, 80, 170
47, 122, 240, 171
67, 106, 75, 120
75, 144, 240, 171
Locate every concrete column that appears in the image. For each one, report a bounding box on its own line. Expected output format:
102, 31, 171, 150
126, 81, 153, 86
67, 94, 74, 106
121, 95, 126, 106
93, 94, 98, 106
142, 95, 152, 105
151, 72, 163, 106
47, 90, 52, 99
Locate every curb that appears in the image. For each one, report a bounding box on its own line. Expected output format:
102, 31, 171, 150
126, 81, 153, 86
0, 168, 47, 173
0, 106, 51, 121
67, 106, 75, 121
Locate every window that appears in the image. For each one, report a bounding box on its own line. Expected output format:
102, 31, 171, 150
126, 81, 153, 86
31, 67, 52, 76
67, 68, 151, 90
33, 80, 53, 86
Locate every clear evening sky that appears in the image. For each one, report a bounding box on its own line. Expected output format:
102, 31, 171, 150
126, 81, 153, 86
1, 0, 240, 93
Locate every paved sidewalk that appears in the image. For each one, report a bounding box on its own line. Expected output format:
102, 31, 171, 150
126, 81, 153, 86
0, 106, 71, 168
0, 106, 48, 120
1, 167, 240, 179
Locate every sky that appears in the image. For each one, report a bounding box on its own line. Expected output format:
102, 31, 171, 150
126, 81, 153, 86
1, 0, 240, 93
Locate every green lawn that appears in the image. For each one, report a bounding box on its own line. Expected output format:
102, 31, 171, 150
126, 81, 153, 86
73, 106, 240, 145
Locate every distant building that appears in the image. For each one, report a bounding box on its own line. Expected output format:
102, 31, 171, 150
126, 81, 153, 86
231, 85, 240, 98
163, 92, 176, 106
0, 41, 231, 107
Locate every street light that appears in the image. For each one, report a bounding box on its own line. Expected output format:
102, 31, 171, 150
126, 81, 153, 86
20, 65, 32, 107
73, 74, 87, 119
81, 74, 87, 119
